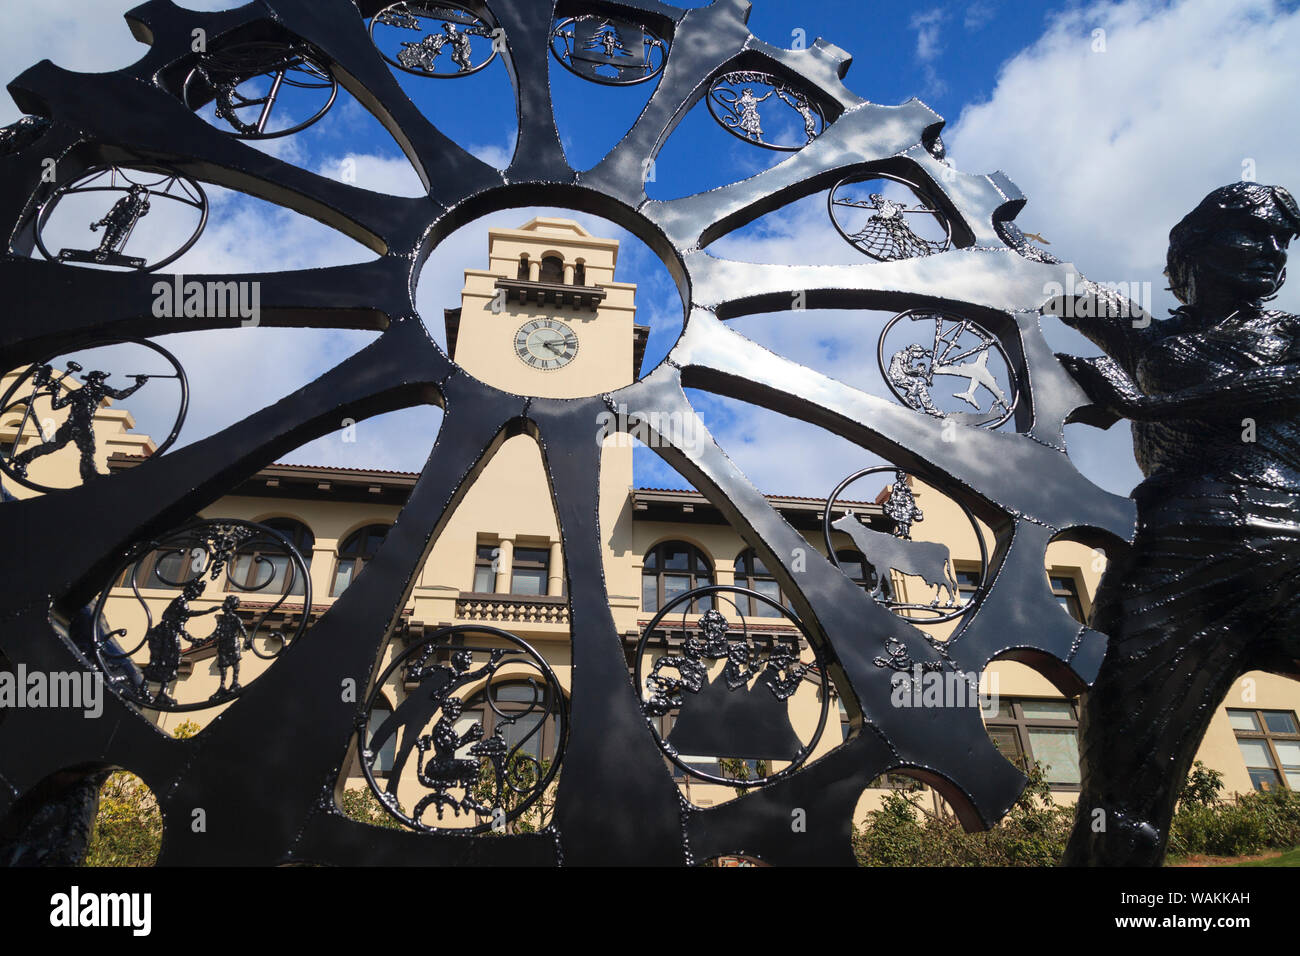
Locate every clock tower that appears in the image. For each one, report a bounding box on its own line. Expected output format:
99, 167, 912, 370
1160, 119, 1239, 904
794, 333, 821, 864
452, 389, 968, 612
444, 217, 646, 398
418, 218, 645, 620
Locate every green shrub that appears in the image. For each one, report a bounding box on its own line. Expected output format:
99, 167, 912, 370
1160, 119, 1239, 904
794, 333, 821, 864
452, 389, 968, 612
1169, 787, 1300, 858
852, 764, 1074, 866
338, 786, 404, 829
84, 720, 203, 866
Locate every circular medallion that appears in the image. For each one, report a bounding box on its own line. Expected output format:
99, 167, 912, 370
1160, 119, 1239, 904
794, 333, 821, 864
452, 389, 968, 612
823, 467, 988, 625
0, 338, 189, 493
878, 309, 1019, 428
369, 2, 499, 78
635, 586, 830, 788
34, 165, 207, 273
706, 70, 825, 151
357, 625, 566, 833
182, 41, 337, 139
549, 15, 667, 86
92, 519, 312, 712
828, 171, 953, 261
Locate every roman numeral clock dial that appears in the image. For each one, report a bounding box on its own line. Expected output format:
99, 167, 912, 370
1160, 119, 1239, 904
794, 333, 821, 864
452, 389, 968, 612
515, 318, 579, 370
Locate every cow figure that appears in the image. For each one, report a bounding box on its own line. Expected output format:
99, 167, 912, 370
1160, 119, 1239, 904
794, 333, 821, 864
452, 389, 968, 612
832, 515, 960, 607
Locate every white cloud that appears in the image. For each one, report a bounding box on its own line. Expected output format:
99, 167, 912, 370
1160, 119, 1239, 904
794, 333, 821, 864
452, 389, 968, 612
911, 8, 947, 62
964, 2, 998, 31
910, 8, 949, 97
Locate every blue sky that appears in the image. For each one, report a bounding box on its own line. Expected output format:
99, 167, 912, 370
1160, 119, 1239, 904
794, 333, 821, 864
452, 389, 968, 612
5, 0, 1300, 500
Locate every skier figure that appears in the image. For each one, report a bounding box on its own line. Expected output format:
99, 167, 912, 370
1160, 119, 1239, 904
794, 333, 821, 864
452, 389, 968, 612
12, 368, 148, 482
88, 184, 151, 260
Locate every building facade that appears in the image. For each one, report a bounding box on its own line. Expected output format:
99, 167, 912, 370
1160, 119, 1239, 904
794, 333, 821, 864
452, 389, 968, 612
5, 217, 1298, 836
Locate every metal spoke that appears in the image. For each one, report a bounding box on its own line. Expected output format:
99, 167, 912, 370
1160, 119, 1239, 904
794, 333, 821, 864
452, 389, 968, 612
486, 0, 569, 181
9, 61, 428, 253
156, 382, 532, 864
687, 247, 1074, 316
580, 0, 752, 205
669, 309, 1135, 538
0, 320, 449, 612
0, 258, 404, 365
528, 397, 686, 865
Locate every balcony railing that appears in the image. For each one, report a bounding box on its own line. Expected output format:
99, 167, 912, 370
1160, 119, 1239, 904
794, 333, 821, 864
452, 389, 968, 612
456, 592, 570, 625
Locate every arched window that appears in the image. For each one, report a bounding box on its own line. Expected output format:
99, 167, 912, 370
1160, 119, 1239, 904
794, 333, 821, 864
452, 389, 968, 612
459, 680, 562, 763
733, 549, 785, 617
517, 253, 530, 280
539, 254, 564, 283
642, 541, 713, 613
229, 517, 314, 596
573, 260, 586, 286
331, 524, 390, 597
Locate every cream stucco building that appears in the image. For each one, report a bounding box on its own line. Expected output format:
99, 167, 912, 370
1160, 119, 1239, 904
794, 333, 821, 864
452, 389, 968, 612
5, 217, 1298, 837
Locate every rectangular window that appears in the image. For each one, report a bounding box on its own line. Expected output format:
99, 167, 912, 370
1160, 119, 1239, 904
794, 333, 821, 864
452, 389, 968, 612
510, 547, 549, 596
1229, 708, 1300, 792
1048, 573, 1085, 623
473, 544, 497, 593
984, 697, 1081, 788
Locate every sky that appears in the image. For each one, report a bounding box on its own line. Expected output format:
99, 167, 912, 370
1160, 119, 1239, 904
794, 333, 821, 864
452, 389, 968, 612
4, 0, 1299, 501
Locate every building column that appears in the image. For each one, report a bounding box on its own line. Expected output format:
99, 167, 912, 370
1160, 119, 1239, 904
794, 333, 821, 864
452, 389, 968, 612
563, 262, 575, 285
494, 537, 514, 594
528, 260, 540, 282
547, 540, 564, 596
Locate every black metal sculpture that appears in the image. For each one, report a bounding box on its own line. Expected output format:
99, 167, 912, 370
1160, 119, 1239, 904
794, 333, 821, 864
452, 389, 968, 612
1058, 182, 1300, 865
0, 0, 1134, 866
0, 338, 188, 492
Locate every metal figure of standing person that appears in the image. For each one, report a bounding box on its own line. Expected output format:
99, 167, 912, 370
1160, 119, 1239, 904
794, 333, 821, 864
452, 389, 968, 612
1057, 182, 1300, 865
11, 367, 148, 482
733, 87, 773, 142
141, 578, 215, 707
211, 595, 251, 699
89, 184, 150, 260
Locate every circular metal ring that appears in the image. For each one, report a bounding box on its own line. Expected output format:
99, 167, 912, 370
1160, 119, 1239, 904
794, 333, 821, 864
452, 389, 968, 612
0, 337, 189, 494
91, 518, 312, 712
828, 170, 953, 261
548, 15, 667, 87
876, 308, 1020, 430
634, 584, 830, 788
369, 2, 500, 79
823, 466, 988, 625
182, 41, 338, 140
357, 624, 567, 834
33, 164, 208, 274
706, 70, 825, 152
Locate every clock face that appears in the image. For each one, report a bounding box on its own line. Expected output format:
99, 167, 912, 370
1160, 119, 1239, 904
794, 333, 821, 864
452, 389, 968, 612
515, 318, 579, 370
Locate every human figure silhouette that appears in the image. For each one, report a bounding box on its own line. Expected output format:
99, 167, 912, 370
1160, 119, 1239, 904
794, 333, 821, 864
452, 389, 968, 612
141, 578, 215, 706
369, 647, 505, 795
12, 368, 147, 482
